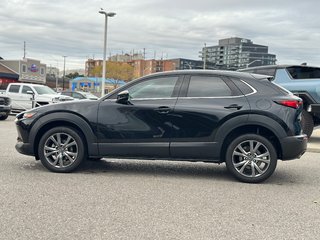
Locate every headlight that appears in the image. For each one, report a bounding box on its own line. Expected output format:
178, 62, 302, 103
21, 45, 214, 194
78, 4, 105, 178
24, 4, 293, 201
23, 112, 37, 119
52, 97, 60, 103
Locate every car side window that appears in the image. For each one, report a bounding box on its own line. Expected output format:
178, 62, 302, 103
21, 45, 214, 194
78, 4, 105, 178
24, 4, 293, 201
72, 92, 84, 99
231, 78, 254, 95
8, 85, 20, 93
187, 75, 232, 97
62, 92, 72, 97
21, 86, 33, 94
128, 76, 179, 99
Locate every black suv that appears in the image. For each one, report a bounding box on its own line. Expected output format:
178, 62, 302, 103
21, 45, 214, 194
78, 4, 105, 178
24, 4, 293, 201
15, 70, 307, 183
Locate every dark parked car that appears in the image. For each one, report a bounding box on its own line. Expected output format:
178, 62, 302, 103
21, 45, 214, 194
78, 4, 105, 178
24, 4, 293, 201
0, 95, 11, 120
15, 70, 307, 183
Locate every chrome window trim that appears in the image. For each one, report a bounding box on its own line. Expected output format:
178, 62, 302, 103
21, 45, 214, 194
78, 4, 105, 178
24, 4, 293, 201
105, 80, 257, 101
240, 80, 257, 96
104, 97, 177, 102
178, 95, 244, 100
130, 97, 177, 101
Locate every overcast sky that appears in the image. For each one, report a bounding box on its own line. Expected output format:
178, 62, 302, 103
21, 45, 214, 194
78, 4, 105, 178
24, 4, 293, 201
1, 0, 320, 70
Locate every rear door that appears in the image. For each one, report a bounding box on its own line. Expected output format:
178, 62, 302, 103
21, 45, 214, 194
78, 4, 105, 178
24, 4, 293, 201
170, 73, 251, 160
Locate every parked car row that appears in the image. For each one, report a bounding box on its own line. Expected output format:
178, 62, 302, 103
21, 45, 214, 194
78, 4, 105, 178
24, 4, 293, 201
0, 83, 98, 113
15, 70, 307, 183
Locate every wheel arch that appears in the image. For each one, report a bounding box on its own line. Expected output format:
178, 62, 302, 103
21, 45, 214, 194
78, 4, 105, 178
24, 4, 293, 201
214, 114, 286, 162
220, 125, 282, 162
29, 112, 98, 160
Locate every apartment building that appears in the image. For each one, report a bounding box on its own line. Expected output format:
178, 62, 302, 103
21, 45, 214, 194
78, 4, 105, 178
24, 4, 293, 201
202, 37, 277, 70
85, 59, 103, 77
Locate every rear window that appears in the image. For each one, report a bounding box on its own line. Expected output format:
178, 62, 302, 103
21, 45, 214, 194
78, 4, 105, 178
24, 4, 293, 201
230, 78, 254, 95
286, 66, 320, 79
187, 75, 232, 97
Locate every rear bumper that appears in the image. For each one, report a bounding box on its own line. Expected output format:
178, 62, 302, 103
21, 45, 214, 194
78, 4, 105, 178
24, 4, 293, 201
280, 134, 307, 160
309, 104, 320, 113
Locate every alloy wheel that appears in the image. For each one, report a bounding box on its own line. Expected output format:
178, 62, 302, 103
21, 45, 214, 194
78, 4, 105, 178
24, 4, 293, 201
43, 132, 78, 169
231, 140, 271, 178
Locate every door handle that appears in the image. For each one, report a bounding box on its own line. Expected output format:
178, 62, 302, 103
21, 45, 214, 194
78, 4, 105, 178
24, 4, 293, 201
154, 106, 172, 114
224, 104, 242, 110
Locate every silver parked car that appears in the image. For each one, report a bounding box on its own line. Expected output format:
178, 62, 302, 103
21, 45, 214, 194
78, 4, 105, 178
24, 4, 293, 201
60, 91, 99, 100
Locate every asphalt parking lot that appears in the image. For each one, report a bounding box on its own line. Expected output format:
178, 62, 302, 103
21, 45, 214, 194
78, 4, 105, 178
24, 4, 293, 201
307, 127, 320, 152
1, 115, 320, 240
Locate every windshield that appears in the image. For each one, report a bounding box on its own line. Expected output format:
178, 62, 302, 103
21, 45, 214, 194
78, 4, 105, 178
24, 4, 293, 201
33, 86, 56, 95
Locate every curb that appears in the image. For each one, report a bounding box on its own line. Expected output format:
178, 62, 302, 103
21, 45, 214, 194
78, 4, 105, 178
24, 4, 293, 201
307, 147, 320, 153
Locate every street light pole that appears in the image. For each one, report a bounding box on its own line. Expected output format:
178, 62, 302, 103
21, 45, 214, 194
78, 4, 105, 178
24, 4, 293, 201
203, 43, 207, 70
62, 56, 67, 90
99, 9, 116, 97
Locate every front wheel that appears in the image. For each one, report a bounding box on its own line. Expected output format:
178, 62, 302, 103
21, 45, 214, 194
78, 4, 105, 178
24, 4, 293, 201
38, 127, 86, 173
225, 134, 277, 183
0, 112, 9, 120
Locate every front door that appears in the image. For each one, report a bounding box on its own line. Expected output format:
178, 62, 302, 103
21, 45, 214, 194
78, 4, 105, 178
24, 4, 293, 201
97, 75, 183, 158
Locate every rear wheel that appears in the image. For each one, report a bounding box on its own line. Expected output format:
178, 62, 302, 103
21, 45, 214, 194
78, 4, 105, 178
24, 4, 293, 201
38, 127, 86, 173
225, 134, 277, 183
301, 110, 314, 138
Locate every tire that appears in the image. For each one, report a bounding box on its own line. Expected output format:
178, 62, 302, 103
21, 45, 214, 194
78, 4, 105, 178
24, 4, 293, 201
38, 127, 86, 173
225, 134, 277, 183
301, 110, 314, 138
0, 112, 9, 120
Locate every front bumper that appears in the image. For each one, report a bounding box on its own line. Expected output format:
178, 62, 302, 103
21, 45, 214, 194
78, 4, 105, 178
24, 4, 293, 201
0, 105, 11, 113
280, 134, 307, 160
15, 141, 34, 156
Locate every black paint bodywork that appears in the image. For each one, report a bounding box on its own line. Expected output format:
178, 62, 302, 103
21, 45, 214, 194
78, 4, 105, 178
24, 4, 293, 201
15, 70, 307, 162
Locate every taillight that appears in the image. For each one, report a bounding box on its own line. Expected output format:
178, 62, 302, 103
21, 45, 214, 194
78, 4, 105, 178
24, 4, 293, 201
274, 100, 302, 109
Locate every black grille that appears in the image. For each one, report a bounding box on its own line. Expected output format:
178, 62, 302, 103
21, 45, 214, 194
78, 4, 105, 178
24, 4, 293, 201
0, 97, 10, 106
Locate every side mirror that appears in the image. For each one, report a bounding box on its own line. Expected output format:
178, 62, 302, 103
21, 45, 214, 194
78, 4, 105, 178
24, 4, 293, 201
26, 90, 35, 95
116, 90, 130, 104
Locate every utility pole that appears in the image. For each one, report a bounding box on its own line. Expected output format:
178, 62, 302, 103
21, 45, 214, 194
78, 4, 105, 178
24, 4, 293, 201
203, 43, 207, 70
23, 41, 26, 59
62, 56, 67, 90
56, 68, 59, 92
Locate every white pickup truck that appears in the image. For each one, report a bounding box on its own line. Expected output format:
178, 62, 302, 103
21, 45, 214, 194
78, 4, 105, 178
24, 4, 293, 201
0, 83, 73, 112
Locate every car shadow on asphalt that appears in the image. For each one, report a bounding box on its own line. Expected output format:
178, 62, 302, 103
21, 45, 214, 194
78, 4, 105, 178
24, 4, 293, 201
21, 158, 302, 184
78, 159, 233, 182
